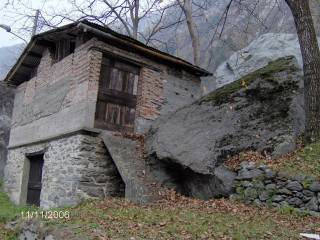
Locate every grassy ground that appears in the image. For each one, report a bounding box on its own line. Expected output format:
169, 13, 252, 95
0, 191, 319, 240
0, 182, 37, 240
272, 142, 320, 178
1, 141, 320, 240
1, 185, 320, 239
35, 196, 320, 240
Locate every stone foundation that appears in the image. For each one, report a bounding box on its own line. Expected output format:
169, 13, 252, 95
4, 133, 124, 209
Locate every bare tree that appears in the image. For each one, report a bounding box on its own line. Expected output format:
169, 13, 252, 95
177, 0, 200, 66
2, 0, 176, 42
285, 0, 320, 142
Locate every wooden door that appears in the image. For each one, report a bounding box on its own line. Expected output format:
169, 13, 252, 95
95, 57, 139, 132
26, 154, 44, 206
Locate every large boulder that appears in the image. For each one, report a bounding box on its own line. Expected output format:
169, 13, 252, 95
209, 33, 320, 92
146, 56, 304, 199
0, 82, 14, 179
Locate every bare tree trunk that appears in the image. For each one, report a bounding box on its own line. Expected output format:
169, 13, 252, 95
132, 0, 139, 39
178, 0, 200, 66
285, 0, 320, 143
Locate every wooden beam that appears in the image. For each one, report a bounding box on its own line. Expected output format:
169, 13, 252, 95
21, 63, 36, 69
37, 40, 55, 48
28, 52, 42, 58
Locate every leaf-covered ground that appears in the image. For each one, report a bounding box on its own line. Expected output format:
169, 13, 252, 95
226, 141, 320, 179
1, 142, 320, 240
8, 192, 317, 240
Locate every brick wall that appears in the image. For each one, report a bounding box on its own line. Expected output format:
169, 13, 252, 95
10, 37, 201, 147
91, 39, 201, 133
136, 68, 165, 121
9, 39, 100, 147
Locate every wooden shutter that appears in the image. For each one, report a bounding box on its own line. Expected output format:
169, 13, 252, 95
95, 57, 139, 132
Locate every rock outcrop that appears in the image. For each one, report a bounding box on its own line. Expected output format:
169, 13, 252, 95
146, 56, 305, 199
210, 33, 320, 91
0, 82, 14, 179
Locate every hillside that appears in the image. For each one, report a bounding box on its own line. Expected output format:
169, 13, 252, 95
0, 44, 24, 80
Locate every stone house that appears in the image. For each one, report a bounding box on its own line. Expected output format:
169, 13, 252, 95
3, 20, 210, 209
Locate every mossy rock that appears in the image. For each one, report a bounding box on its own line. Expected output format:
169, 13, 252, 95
199, 56, 298, 105
244, 188, 259, 200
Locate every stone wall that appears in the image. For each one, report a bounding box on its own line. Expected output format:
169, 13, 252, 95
0, 82, 14, 178
232, 162, 320, 214
4, 133, 124, 209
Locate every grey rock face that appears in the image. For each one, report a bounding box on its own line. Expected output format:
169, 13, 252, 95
148, 156, 236, 199
287, 197, 303, 207
236, 168, 264, 180
147, 57, 304, 193
305, 197, 319, 212
272, 135, 296, 158
278, 188, 292, 195
213, 33, 320, 90
272, 195, 284, 202
310, 181, 320, 192
286, 181, 303, 192
0, 82, 14, 179
19, 222, 39, 240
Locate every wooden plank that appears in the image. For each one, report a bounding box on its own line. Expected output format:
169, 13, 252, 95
97, 90, 136, 108
94, 120, 134, 132
96, 57, 140, 133
95, 101, 106, 121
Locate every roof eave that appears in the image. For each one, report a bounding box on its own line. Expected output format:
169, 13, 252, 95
5, 20, 212, 85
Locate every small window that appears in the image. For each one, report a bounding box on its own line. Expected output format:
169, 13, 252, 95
53, 39, 75, 62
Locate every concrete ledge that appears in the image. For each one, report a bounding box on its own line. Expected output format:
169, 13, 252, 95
8, 127, 101, 149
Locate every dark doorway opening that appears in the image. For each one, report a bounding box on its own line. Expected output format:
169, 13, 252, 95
26, 154, 44, 206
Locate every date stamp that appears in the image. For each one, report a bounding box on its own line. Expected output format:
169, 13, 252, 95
21, 210, 70, 220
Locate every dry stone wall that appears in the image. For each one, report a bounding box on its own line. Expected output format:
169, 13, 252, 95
232, 162, 320, 214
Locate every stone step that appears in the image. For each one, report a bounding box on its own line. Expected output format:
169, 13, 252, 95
99, 131, 159, 204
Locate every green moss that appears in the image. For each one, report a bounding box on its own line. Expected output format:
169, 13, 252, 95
199, 56, 298, 105
302, 177, 315, 189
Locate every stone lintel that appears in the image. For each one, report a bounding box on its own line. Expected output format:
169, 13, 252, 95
8, 127, 101, 150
